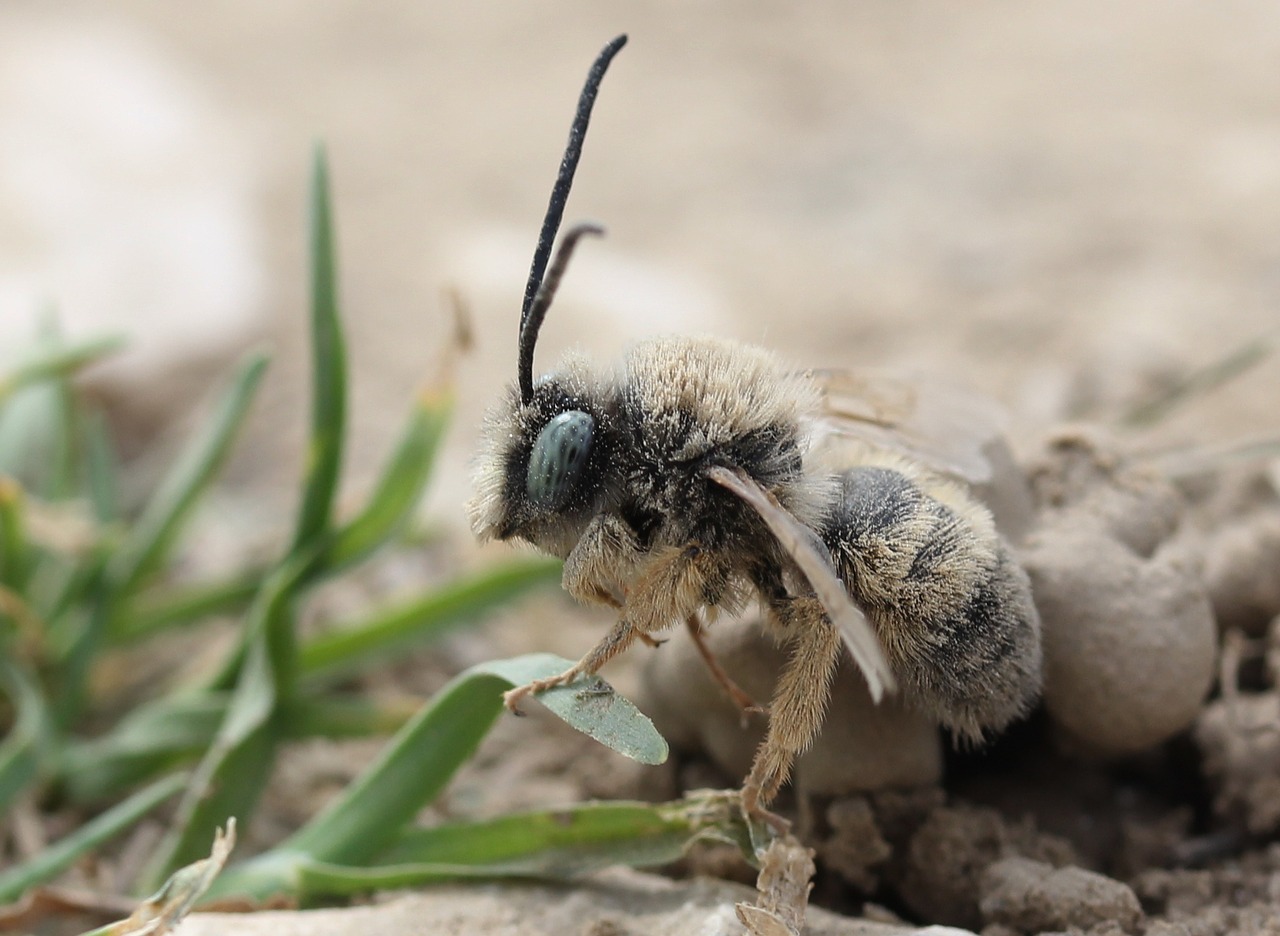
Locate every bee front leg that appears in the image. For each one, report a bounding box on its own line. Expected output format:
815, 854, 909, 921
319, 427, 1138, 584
561, 513, 640, 609
503, 616, 641, 713
505, 542, 720, 713
740, 598, 841, 825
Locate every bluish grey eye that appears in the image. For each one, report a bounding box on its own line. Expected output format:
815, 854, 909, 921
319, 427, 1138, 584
526, 410, 595, 509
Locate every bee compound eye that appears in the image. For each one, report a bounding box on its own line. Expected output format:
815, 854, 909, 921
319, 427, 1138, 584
526, 410, 595, 509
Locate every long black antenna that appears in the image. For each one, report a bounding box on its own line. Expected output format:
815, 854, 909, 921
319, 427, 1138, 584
518, 34, 627, 405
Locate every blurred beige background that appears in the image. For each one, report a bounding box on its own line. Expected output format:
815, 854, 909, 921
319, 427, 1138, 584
2, 2, 1277, 536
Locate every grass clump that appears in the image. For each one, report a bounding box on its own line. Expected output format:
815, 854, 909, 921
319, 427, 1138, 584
0, 148, 750, 921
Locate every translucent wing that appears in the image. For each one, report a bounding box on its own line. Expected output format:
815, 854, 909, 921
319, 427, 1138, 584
808, 368, 1008, 484
705, 465, 896, 702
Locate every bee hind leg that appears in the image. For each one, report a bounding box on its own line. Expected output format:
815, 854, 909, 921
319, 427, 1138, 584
740, 599, 841, 824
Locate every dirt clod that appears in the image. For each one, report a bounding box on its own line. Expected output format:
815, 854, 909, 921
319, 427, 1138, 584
816, 797, 892, 892
1022, 520, 1216, 754
894, 804, 1075, 930
1025, 428, 1183, 558
1204, 510, 1280, 636
1194, 692, 1280, 835
978, 857, 1142, 934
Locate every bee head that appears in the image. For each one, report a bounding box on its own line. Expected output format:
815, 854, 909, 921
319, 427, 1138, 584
467, 36, 626, 550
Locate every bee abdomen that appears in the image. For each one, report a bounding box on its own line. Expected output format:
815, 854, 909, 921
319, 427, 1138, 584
824, 465, 1042, 741
918, 551, 1042, 741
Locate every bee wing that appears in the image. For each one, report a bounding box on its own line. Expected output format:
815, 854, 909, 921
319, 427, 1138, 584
808, 368, 1008, 484
705, 465, 896, 702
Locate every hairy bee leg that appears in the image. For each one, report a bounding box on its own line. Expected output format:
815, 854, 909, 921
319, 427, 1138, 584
562, 513, 640, 607
684, 614, 767, 718
622, 542, 731, 632
505, 543, 721, 713
502, 616, 641, 713
741, 599, 841, 818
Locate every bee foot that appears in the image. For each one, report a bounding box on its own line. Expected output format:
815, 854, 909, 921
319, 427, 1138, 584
742, 801, 792, 837
504, 670, 584, 715
502, 684, 534, 715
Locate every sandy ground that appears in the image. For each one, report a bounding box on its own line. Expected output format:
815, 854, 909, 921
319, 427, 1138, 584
3, 1, 1278, 532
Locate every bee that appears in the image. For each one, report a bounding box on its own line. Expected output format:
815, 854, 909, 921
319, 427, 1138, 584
468, 35, 1043, 823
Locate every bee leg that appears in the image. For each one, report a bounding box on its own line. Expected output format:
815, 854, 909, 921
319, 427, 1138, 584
562, 513, 640, 608
506, 543, 721, 713
684, 614, 767, 720
503, 616, 641, 714
740, 598, 841, 823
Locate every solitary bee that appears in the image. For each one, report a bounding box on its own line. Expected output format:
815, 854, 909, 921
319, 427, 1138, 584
468, 35, 1042, 822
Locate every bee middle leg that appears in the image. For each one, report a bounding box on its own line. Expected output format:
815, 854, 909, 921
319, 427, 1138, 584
684, 614, 766, 718
740, 598, 841, 825
504, 543, 721, 712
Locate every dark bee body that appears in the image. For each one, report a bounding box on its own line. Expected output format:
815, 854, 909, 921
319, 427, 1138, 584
473, 335, 1042, 811
822, 461, 1041, 741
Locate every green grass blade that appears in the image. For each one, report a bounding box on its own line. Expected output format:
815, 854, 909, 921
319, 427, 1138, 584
0, 772, 187, 903
299, 557, 561, 680
280, 661, 514, 865
110, 570, 264, 643
106, 352, 269, 595
0, 335, 125, 406
0, 477, 27, 591
322, 387, 451, 573
1120, 333, 1276, 428
379, 796, 745, 872
50, 591, 111, 730
291, 145, 347, 553
59, 693, 231, 806
0, 657, 50, 813
81, 407, 120, 524
205, 653, 667, 901
279, 694, 416, 738
141, 553, 309, 888
59, 691, 415, 808
210, 794, 746, 903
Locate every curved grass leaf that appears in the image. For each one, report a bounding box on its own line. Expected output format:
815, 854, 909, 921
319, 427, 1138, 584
81, 406, 120, 524
59, 694, 232, 806
0, 335, 125, 406
378, 795, 746, 873
105, 352, 269, 596
322, 387, 451, 574
204, 653, 668, 901
210, 794, 746, 904
0, 657, 49, 813
59, 691, 419, 808
111, 570, 264, 644
291, 145, 346, 553
0, 772, 187, 903
140, 552, 311, 890
0, 477, 26, 591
